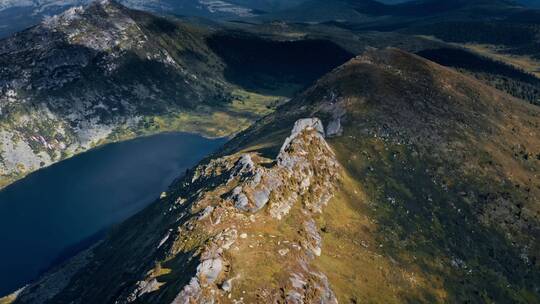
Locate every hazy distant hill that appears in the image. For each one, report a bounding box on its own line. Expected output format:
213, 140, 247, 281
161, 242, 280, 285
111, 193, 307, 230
0, 0, 306, 38
269, 0, 524, 21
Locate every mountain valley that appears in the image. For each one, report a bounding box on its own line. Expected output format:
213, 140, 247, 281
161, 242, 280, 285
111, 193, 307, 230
0, 0, 353, 188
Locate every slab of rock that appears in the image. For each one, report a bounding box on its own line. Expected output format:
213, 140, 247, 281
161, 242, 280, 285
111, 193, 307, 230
326, 117, 343, 137
221, 279, 233, 292
197, 258, 223, 284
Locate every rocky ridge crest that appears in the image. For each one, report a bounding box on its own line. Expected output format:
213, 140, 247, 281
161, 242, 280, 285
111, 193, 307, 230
167, 118, 340, 304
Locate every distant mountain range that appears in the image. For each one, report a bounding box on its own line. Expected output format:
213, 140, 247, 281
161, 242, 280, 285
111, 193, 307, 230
517, 0, 540, 7
259, 0, 524, 22
1, 0, 539, 38
0, 0, 305, 38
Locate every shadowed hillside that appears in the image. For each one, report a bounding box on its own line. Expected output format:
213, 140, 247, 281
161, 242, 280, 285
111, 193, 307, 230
207, 32, 354, 92
417, 47, 540, 104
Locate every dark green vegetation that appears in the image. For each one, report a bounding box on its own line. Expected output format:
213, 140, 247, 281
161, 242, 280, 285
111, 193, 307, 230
207, 33, 353, 92
403, 19, 540, 59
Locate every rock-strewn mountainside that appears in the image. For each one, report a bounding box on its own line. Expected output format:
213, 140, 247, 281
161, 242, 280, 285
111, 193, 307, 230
0, 0, 353, 188
7, 48, 540, 303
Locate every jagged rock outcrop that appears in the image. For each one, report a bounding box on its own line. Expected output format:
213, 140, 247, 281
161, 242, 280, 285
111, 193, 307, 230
165, 118, 340, 303
210, 47, 540, 303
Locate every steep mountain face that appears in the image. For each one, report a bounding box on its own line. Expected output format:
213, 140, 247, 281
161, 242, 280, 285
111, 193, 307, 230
0, 0, 354, 188
8, 48, 540, 303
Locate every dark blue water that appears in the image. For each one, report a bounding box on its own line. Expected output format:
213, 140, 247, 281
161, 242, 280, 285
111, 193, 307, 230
0, 132, 225, 296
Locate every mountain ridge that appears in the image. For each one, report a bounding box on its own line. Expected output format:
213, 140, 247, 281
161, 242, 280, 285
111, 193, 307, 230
6, 48, 539, 303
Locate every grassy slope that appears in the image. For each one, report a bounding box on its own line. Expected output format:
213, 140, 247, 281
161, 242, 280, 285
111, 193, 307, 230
224, 48, 540, 302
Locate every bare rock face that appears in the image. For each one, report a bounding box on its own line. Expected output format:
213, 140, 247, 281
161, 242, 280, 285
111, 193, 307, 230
226, 118, 338, 219
326, 118, 343, 137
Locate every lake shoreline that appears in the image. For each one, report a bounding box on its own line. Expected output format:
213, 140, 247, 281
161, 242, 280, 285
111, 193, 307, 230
0, 132, 226, 296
